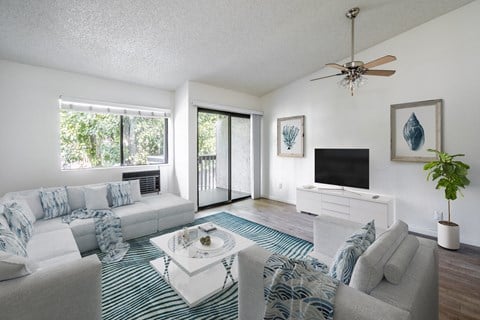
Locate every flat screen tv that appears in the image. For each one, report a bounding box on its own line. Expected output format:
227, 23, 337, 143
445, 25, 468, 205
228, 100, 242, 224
314, 148, 369, 189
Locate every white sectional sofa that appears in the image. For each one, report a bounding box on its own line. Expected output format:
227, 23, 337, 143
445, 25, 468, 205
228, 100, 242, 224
238, 215, 438, 320
0, 181, 195, 320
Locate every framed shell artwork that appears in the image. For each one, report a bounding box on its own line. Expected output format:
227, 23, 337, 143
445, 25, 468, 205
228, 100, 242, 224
390, 99, 443, 162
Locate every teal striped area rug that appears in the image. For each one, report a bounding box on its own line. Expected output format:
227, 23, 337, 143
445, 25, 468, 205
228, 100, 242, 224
85, 211, 313, 320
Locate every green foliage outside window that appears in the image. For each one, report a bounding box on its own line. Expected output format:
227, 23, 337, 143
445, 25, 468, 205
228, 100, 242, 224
123, 116, 165, 166
60, 110, 166, 169
197, 112, 218, 156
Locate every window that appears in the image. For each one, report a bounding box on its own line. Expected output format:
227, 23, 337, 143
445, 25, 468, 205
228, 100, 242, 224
59, 99, 168, 170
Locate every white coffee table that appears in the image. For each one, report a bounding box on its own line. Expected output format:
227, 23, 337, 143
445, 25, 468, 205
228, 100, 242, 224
149, 223, 255, 307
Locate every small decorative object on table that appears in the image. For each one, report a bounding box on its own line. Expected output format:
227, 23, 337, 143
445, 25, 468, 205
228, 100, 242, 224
199, 223, 217, 233
200, 236, 211, 246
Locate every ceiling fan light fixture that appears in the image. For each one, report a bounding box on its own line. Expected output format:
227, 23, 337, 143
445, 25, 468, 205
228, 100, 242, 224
339, 72, 367, 96
310, 7, 396, 96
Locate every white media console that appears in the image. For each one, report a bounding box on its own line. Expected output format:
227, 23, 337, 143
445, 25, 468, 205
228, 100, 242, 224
296, 186, 394, 228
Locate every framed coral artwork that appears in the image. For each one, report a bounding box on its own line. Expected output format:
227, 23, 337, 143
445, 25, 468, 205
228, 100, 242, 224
390, 99, 442, 162
277, 115, 304, 157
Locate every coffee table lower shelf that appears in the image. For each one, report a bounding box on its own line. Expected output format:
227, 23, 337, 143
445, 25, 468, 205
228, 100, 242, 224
150, 257, 238, 307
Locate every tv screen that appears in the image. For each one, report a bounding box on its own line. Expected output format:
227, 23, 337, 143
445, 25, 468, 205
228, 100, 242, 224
315, 148, 369, 189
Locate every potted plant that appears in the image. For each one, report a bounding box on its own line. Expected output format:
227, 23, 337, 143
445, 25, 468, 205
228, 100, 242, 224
423, 149, 470, 250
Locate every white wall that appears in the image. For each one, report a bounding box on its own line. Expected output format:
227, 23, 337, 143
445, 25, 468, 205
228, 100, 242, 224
173, 82, 190, 198
0, 60, 175, 196
173, 81, 261, 209
261, 2, 480, 247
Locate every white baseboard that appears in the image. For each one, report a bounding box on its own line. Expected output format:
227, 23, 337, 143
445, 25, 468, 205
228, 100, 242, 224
261, 194, 296, 206
408, 225, 437, 238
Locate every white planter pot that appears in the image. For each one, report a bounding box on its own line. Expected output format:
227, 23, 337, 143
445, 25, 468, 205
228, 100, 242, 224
437, 221, 460, 250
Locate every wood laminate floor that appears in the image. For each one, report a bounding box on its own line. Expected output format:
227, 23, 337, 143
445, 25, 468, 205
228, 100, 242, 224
197, 198, 480, 320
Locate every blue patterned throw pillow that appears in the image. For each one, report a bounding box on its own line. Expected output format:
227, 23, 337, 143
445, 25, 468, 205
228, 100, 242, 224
3, 201, 35, 246
108, 182, 134, 207
40, 187, 71, 219
0, 221, 28, 257
330, 220, 375, 285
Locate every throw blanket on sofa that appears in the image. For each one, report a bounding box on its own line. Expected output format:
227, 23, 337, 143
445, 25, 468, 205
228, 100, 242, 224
263, 254, 339, 320
62, 209, 130, 263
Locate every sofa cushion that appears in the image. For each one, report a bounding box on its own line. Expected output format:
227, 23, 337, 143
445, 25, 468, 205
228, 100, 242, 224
33, 217, 70, 234
67, 186, 86, 211
370, 242, 437, 315
142, 193, 194, 217
349, 220, 408, 293
84, 185, 109, 210
36, 251, 81, 269
27, 228, 79, 263
329, 220, 375, 285
384, 235, 419, 284
69, 218, 95, 238
0, 224, 27, 257
40, 187, 71, 219
3, 201, 35, 245
0, 251, 37, 281
111, 202, 156, 225
108, 182, 134, 207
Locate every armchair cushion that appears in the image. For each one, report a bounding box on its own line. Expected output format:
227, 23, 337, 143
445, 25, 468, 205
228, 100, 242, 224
350, 220, 408, 293
384, 235, 419, 284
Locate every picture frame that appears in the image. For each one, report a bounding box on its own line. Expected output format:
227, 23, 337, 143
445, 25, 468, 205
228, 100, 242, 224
390, 99, 442, 162
277, 115, 304, 157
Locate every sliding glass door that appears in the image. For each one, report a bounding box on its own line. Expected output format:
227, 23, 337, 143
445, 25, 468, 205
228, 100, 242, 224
197, 109, 250, 208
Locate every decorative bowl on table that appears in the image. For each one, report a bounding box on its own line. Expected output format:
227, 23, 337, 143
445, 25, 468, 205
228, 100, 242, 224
195, 236, 224, 251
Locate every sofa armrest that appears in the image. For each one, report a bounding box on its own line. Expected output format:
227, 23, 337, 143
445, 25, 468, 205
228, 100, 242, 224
0, 254, 102, 320
238, 245, 271, 320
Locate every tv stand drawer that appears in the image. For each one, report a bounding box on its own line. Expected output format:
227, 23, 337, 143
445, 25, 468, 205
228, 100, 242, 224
321, 208, 350, 219
296, 187, 394, 228
321, 194, 350, 206
321, 201, 349, 214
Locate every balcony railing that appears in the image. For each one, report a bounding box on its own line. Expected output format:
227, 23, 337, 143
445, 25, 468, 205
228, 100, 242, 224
198, 155, 216, 190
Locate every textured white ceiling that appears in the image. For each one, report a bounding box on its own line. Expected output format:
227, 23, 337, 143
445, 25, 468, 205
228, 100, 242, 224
0, 0, 473, 96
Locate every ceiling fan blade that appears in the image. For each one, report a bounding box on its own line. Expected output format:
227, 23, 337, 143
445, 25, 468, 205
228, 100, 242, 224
364, 69, 396, 76
310, 73, 343, 81
326, 63, 348, 71
363, 55, 396, 69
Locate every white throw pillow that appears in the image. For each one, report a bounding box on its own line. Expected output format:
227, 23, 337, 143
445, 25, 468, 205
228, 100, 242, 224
0, 251, 37, 281
84, 185, 109, 210
67, 186, 86, 210
129, 180, 142, 202
17, 192, 45, 220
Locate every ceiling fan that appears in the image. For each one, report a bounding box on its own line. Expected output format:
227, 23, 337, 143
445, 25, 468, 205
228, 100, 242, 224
311, 7, 396, 96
